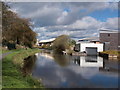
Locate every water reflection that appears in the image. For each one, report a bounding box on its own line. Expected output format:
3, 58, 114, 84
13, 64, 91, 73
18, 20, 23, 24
72, 56, 103, 67
31, 52, 119, 88
53, 54, 71, 67
22, 55, 37, 77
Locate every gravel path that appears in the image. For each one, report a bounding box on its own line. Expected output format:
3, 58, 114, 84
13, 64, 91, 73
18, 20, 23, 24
0, 52, 12, 60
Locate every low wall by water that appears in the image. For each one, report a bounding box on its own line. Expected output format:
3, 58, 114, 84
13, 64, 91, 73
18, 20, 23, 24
99, 52, 119, 60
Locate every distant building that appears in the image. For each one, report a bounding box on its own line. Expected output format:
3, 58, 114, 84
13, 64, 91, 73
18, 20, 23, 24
39, 38, 55, 46
36, 39, 40, 46
99, 29, 120, 51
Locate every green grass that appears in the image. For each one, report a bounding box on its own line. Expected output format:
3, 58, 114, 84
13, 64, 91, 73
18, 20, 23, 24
2, 50, 9, 54
0, 61, 1, 90
2, 48, 44, 88
2, 48, 24, 54
101, 50, 120, 56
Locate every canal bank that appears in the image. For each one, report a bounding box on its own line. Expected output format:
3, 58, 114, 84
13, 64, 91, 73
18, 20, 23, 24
2, 48, 44, 88
99, 50, 120, 60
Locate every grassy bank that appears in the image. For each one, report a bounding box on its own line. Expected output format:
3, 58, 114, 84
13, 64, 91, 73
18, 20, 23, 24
101, 50, 120, 56
0, 60, 1, 90
2, 48, 44, 88
0, 46, 8, 54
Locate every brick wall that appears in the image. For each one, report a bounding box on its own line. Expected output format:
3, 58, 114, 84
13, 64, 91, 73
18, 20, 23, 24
100, 33, 120, 50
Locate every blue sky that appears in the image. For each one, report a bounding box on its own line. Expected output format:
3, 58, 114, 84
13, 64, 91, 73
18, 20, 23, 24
9, 2, 119, 41
88, 9, 118, 22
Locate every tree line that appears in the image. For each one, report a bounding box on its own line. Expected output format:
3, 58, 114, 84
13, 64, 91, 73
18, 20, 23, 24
2, 2, 37, 49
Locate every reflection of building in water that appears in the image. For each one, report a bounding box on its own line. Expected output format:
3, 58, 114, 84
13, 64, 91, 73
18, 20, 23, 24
80, 56, 103, 67
99, 60, 119, 73
40, 53, 54, 60
99, 67, 119, 73
73, 56, 80, 65
73, 56, 103, 67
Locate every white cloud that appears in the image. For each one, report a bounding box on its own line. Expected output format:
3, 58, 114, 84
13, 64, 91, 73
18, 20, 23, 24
9, 2, 118, 27
69, 16, 102, 29
34, 27, 47, 32
34, 16, 119, 40
103, 17, 119, 30
57, 11, 68, 24
8, 2, 119, 40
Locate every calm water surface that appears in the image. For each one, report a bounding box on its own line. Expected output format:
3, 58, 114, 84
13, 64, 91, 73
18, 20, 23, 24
23, 50, 119, 88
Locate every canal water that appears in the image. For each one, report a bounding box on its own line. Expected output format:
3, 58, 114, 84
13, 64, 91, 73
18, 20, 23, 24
22, 50, 119, 88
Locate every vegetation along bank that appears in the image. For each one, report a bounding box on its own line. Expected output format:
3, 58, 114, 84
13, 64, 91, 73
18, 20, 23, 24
2, 48, 44, 88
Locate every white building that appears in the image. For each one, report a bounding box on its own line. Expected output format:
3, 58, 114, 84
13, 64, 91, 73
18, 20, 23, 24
74, 37, 104, 55
36, 39, 40, 46
39, 38, 56, 46
75, 42, 103, 55
79, 42, 103, 52
39, 38, 55, 43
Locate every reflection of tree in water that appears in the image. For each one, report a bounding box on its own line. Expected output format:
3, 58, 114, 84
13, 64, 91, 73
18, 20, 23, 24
22, 55, 37, 77
52, 52, 71, 67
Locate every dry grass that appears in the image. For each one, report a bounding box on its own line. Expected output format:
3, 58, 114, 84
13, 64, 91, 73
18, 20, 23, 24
101, 50, 120, 56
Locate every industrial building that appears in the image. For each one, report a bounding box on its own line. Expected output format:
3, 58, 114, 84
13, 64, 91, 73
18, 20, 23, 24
74, 29, 120, 55
99, 29, 120, 51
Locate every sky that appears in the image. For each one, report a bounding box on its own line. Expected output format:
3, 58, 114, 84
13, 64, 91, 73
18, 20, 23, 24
8, 2, 119, 41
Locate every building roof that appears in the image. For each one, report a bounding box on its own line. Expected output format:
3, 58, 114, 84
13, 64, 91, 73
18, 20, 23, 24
78, 37, 99, 42
100, 29, 120, 33
39, 38, 55, 43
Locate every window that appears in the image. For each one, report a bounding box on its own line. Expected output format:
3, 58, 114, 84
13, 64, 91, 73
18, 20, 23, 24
108, 34, 110, 37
